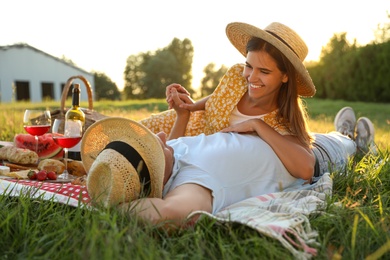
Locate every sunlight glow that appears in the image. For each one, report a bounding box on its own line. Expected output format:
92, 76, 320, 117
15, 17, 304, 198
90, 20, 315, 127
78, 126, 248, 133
1, 0, 388, 91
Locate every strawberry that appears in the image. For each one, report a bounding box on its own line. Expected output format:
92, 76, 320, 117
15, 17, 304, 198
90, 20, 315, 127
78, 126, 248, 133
36, 170, 47, 181
27, 170, 37, 180
47, 171, 57, 180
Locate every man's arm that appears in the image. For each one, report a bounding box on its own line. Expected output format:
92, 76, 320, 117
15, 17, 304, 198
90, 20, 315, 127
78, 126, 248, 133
168, 88, 191, 140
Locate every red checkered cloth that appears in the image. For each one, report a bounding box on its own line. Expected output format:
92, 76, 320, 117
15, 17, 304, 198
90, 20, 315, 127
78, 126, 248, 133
0, 178, 90, 207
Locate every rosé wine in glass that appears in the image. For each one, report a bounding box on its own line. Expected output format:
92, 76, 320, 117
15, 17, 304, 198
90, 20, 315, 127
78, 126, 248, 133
24, 125, 51, 136
52, 135, 82, 148
52, 119, 82, 180
23, 110, 51, 161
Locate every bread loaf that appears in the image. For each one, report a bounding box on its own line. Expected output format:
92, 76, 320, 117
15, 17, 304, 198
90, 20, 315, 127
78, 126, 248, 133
67, 160, 87, 177
0, 146, 38, 164
38, 159, 65, 174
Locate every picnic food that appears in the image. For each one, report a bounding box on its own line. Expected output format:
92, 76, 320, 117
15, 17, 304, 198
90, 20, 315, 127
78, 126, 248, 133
0, 146, 38, 164
36, 170, 47, 181
66, 160, 87, 177
71, 175, 87, 186
2, 162, 35, 171
47, 171, 57, 180
14, 133, 63, 159
27, 170, 37, 180
26, 169, 56, 181
0, 166, 10, 175
38, 159, 65, 175
2, 169, 31, 179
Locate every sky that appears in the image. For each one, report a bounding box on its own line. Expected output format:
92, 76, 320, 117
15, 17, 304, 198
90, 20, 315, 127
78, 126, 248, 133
1, 0, 389, 91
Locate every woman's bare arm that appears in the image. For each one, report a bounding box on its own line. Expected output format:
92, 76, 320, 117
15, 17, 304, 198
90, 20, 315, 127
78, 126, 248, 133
221, 119, 315, 180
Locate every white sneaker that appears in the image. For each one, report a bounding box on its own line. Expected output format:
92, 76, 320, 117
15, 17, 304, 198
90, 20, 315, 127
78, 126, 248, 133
334, 107, 356, 139
355, 117, 376, 154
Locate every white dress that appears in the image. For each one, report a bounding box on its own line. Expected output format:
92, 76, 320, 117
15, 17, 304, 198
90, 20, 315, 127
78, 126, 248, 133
163, 132, 298, 214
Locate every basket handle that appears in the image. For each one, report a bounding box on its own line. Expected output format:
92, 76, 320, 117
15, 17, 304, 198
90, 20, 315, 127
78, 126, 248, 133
60, 75, 94, 112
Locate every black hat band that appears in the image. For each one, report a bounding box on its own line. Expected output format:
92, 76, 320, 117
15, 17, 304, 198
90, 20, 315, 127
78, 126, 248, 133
103, 141, 151, 196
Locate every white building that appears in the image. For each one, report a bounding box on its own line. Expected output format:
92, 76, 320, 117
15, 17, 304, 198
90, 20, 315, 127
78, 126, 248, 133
0, 43, 94, 103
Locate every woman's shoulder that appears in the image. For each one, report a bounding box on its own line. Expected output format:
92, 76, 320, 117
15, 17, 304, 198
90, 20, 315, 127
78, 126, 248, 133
220, 63, 246, 83
227, 63, 245, 73
263, 109, 292, 136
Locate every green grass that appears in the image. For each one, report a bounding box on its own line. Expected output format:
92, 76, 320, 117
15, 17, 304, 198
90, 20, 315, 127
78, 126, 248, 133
0, 98, 389, 259
0, 194, 296, 259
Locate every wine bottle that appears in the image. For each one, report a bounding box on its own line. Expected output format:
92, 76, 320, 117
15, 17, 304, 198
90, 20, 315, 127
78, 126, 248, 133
65, 83, 85, 160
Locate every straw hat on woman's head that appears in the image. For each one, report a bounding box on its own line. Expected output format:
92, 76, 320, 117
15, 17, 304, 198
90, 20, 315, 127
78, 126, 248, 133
226, 22, 316, 97
81, 117, 165, 207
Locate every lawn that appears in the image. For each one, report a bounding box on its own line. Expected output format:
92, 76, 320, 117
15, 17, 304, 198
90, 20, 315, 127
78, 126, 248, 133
0, 98, 389, 259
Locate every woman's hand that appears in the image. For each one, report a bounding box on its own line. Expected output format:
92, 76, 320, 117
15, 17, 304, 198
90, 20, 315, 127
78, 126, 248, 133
220, 119, 258, 134
168, 88, 191, 140
166, 84, 191, 109
169, 88, 190, 117
166, 83, 208, 112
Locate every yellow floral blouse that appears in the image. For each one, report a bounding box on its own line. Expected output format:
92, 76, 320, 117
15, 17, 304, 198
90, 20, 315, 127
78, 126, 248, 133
139, 63, 290, 136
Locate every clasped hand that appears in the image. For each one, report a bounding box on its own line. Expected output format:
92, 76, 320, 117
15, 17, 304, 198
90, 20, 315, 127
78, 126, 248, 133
165, 83, 260, 134
166, 84, 197, 111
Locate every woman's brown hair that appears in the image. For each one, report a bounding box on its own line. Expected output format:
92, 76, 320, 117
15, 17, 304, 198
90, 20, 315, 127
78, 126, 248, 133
246, 37, 313, 147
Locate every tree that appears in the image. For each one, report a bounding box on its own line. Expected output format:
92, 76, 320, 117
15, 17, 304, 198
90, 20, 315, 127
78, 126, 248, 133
123, 38, 194, 99
141, 50, 184, 98
317, 33, 355, 99
123, 53, 149, 99
308, 32, 390, 102
374, 11, 390, 44
93, 72, 121, 100
320, 33, 353, 63
166, 38, 194, 93
60, 55, 76, 65
200, 63, 228, 97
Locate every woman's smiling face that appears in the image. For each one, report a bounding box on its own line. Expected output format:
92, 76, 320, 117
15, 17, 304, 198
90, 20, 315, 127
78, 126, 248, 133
243, 50, 288, 100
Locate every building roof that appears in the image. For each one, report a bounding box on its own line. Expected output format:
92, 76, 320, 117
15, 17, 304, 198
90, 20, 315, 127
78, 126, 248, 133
0, 43, 92, 75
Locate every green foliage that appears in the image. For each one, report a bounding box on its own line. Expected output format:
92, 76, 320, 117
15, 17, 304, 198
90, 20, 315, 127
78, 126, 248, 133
199, 63, 228, 97
0, 150, 389, 259
0, 193, 296, 259
93, 72, 121, 101
310, 151, 390, 259
308, 17, 390, 102
374, 11, 390, 43
166, 38, 194, 90
123, 38, 194, 99
0, 99, 389, 259
1, 99, 389, 151
123, 53, 147, 99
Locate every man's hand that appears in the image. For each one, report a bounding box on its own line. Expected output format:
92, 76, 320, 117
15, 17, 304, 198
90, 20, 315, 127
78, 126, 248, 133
166, 84, 191, 109
169, 88, 190, 117
168, 87, 191, 140
166, 83, 210, 112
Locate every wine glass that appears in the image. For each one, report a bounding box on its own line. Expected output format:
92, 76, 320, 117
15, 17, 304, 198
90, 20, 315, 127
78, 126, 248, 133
23, 110, 51, 162
52, 119, 82, 180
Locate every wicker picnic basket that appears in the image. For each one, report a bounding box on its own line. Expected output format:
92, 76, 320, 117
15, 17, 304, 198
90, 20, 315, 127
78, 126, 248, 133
49, 75, 107, 131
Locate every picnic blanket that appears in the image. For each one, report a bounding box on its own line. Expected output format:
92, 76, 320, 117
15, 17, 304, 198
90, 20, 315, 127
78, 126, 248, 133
190, 173, 333, 260
0, 178, 90, 207
0, 173, 332, 259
